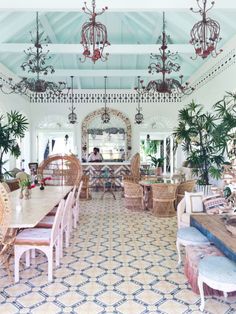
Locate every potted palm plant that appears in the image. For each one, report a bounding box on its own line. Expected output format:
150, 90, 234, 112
173, 101, 225, 192
149, 155, 165, 176
0, 111, 28, 181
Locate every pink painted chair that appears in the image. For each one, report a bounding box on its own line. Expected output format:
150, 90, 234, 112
60, 191, 74, 256
72, 180, 83, 228
14, 199, 65, 283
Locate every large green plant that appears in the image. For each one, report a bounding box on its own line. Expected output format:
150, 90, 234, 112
213, 92, 236, 156
0, 111, 28, 180
173, 101, 225, 185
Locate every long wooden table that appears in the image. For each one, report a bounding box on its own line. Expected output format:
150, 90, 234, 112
190, 214, 236, 262
9, 186, 73, 228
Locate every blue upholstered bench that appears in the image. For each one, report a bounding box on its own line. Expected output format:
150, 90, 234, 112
176, 227, 209, 266
198, 255, 236, 311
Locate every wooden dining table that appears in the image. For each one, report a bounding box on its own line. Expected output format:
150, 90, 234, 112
190, 214, 236, 262
9, 185, 73, 228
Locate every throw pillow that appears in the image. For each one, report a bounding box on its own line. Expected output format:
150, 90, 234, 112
185, 191, 204, 213
202, 195, 226, 213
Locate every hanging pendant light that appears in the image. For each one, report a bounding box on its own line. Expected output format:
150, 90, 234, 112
0, 12, 66, 96
68, 76, 77, 124
190, 0, 222, 59
134, 76, 144, 125
80, 0, 110, 63
143, 12, 194, 95
101, 76, 110, 124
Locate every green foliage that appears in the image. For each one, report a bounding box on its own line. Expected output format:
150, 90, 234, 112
19, 178, 31, 189
0, 110, 28, 180
173, 100, 226, 185
148, 155, 165, 168
141, 140, 160, 156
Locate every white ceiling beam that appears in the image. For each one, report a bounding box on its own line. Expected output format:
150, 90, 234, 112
0, 0, 236, 11
16, 69, 192, 78
0, 43, 193, 54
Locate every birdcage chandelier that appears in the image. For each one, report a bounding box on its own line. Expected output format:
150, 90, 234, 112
80, 0, 110, 63
190, 0, 222, 59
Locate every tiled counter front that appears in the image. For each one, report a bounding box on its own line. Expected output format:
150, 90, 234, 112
82, 162, 131, 189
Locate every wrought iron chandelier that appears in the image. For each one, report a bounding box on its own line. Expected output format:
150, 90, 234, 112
80, 0, 110, 63
0, 12, 65, 95
134, 76, 144, 125
68, 76, 77, 124
101, 76, 110, 124
190, 0, 222, 59
144, 12, 194, 95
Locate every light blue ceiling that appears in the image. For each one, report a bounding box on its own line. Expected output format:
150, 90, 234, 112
0, 5, 235, 90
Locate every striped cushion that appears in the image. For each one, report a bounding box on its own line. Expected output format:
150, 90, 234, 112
15, 228, 51, 245
36, 216, 54, 228
203, 196, 226, 212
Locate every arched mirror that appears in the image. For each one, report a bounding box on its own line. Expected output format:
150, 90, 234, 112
81, 108, 132, 162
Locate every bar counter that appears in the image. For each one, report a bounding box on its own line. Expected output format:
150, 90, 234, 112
82, 162, 131, 188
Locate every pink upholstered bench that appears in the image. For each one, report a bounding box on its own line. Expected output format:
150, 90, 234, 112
185, 245, 224, 296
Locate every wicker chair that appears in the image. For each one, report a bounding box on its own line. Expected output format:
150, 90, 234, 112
123, 180, 144, 210
176, 180, 196, 205
80, 175, 91, 200
152, 183, 178, 217
130, 153, 141, 181
0, 183, 17, 278
1, 182, 11, 193
38, 154, 82, 186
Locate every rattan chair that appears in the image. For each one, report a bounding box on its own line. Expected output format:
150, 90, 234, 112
1, 182, 11, 193
80, 175, 91, 200
38, 154, 82, 186
123, 180, 144, 210
130, 152, 141, 182
176, 180, 196, 205
152, 183, 178, 217
0, 183, 17, 278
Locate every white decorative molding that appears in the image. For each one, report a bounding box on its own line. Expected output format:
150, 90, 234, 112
29, 91, 182, 103
190, 49, 236, 93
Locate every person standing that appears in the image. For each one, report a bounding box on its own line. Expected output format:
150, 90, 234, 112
88, 147, 103, 162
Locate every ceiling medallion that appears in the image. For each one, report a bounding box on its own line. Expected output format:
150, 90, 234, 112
144, 12, 194, 95
68, 76, 77, 124
190, 0, 222, 59
101, 76, 110, 124
134, 76, 144, 125
80, 0, 110, 63
0, 12, 66, 95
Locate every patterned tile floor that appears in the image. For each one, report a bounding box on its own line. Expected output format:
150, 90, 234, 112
0, 192, 236, 314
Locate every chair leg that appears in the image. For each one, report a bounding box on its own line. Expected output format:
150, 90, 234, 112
176, 239, 182, 266
198, 276, 205, 312
60, 229, 64, 258
14, 246, 23, 283
46, 250, 53, 282
31, 249, 36, 258
25, 250, 30, 268
55, 240, 60, 267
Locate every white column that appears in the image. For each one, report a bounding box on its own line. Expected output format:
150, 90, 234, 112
170, 136, 174, 176
163, 137, 167, 175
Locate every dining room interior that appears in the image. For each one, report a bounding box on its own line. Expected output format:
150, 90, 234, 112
1, 0, 236, 313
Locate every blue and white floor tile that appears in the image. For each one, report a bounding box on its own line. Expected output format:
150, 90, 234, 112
0, 192, 236, 313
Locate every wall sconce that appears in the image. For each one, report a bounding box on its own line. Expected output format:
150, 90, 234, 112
65, 134, 69, 145
146, 134, 151, 142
